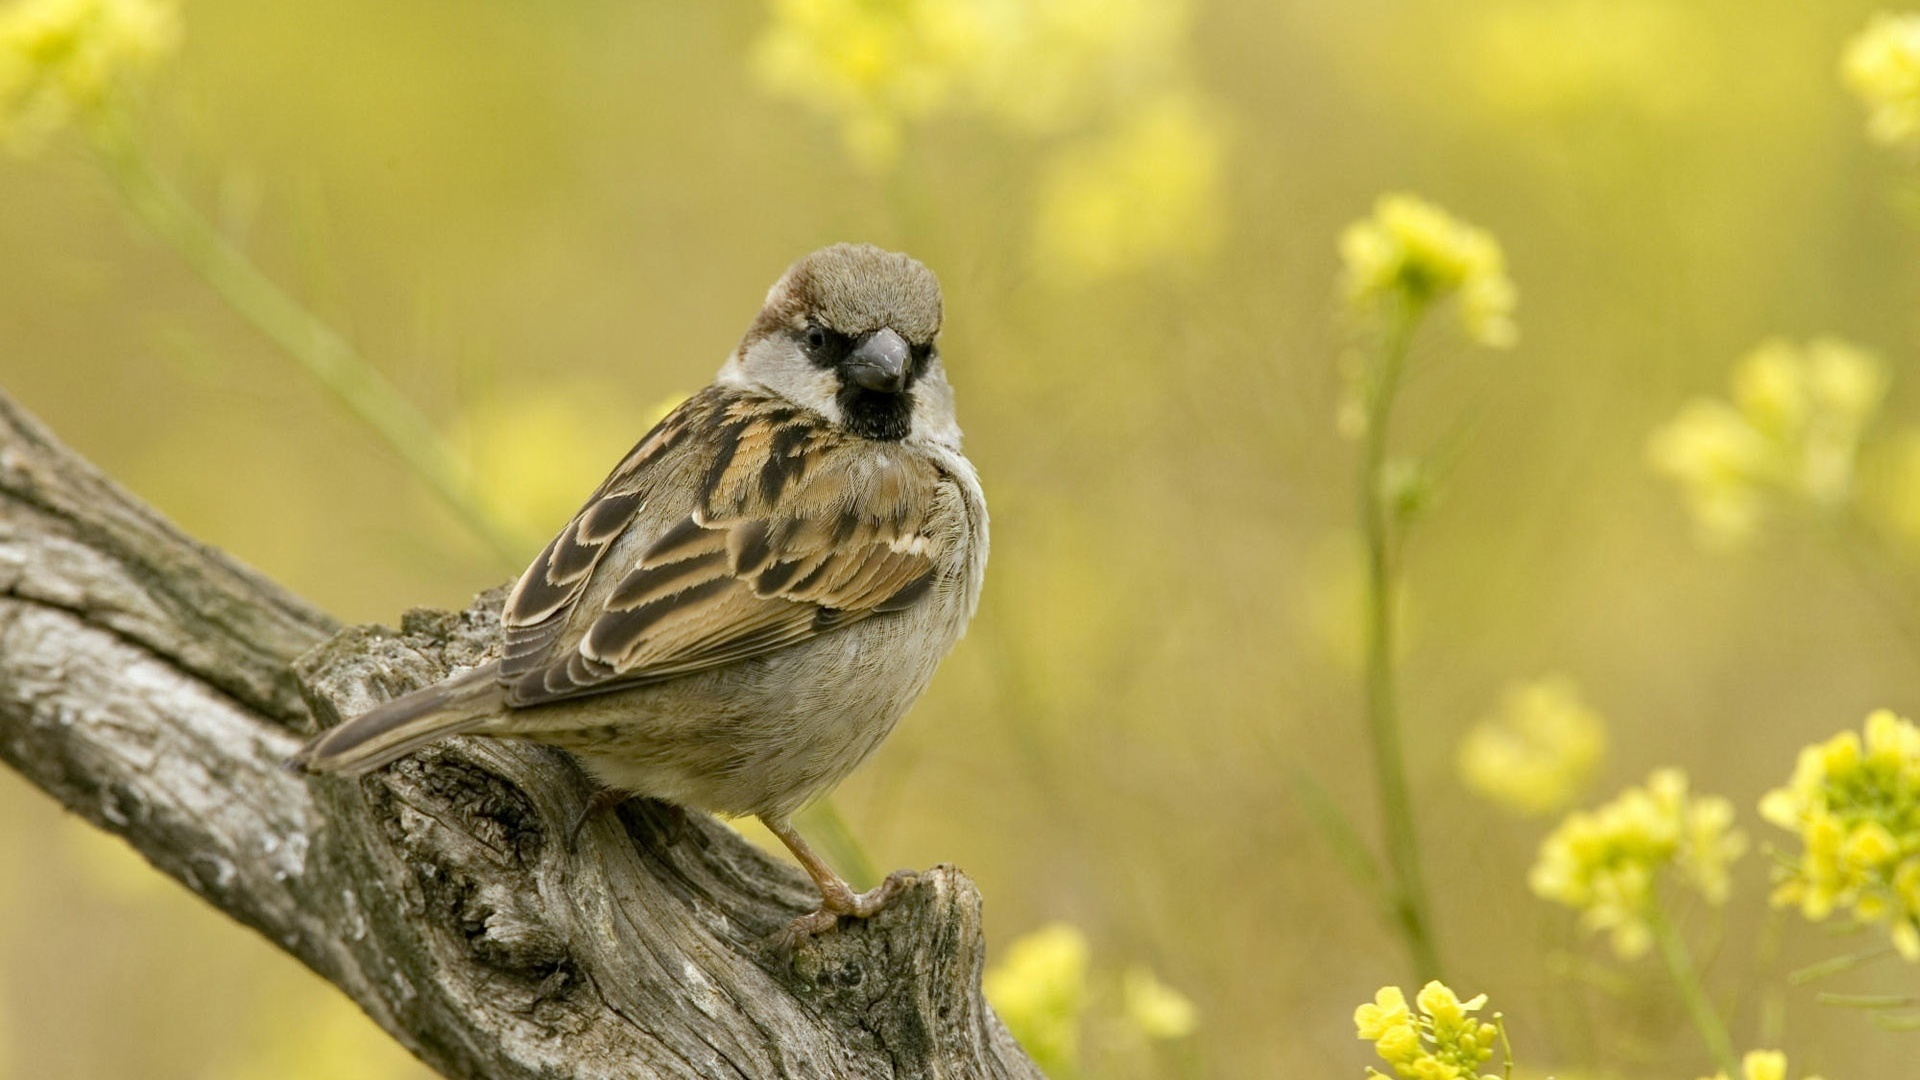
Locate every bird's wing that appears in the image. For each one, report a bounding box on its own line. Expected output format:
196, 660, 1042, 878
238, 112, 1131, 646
496, 387, 949, 707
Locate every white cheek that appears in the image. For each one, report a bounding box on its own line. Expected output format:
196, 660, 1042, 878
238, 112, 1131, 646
802, 369, 844, 425
732, 338, 845, 424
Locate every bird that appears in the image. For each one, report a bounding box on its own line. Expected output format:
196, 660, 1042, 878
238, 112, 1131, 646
290, 243, 989, 937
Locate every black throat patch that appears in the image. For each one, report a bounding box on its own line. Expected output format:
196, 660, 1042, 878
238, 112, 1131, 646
836, 384, 914, 441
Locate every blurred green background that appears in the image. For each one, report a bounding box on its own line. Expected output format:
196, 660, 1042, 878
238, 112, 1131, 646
4, 0, 1920, 1076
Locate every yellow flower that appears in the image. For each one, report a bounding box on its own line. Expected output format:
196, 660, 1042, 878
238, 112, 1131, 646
1457, 675, 1608, 816
1120, 966, 1197, 1040
1697, 1048, 1827, 1080
1530, 769, 1747, 958
1340, 194, 1518, 349
1760, 709, 1920, 959
1355, 985, 1412, 1042
1842, 12, 1920, 149
984, 922, 1090, 1075
1030, 91, 1227, 282
0, 0, 177, 150
1648, 338, 1887, 547
1354, 981, 1500, 1080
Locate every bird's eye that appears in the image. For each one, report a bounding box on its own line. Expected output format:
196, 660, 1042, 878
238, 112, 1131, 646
805, 325, 827, 350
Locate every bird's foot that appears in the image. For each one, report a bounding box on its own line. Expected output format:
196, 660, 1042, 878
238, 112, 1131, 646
565, 787, 633, 853
782, 869, 916, 943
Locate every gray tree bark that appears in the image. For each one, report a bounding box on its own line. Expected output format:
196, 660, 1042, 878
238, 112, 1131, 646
0, 389, 1040, 1080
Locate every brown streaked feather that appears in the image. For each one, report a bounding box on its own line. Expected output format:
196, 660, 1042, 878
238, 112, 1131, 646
497, 386, 949, 709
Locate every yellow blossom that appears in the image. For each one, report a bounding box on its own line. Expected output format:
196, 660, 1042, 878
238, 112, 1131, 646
1340, 193, 1518, 349
0, 0, 176, 150
1354, 981, 1500, 1080
1760, 709, 1920, 959
1120, 965, 1197, 1040
1355, 985, 1412, 1041
1697, 1048, 1827, 1080
1030, 91, 1227, 282
1842, 12, 1920, 149
984, 922, 1090, 1075
1530, 769, 1747, 958
1648, 338, 1888, 547
1457, 675, 1608, 816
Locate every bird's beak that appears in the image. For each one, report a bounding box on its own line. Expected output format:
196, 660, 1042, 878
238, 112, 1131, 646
845, 327, 911, 393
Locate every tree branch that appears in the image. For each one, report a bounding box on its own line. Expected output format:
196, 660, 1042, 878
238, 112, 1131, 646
0, 389, 1039, 1080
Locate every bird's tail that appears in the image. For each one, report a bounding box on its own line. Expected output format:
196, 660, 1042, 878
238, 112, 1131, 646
289, 662, 504, 776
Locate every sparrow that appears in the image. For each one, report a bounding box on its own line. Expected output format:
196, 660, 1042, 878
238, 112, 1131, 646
291, 243, 989, 936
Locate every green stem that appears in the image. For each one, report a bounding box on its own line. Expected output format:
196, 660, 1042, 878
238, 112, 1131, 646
1358, 296, 1442, 981
1650, 905, 1738, 1077
90, 123, 529, 566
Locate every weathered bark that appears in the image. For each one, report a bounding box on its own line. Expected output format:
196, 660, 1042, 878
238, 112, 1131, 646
0, 389, 1039, 1080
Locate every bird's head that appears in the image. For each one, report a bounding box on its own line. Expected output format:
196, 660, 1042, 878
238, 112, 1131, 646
724, 244, 956, 444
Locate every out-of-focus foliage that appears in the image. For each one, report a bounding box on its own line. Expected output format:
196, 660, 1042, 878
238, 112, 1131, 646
1760, 709, 1920, 959
1842, 12, 1920, 149
986, 922, 1092, 1075
5, 0, 1920, 1077
1029, 91, 1227, 283
1529, 770, 1747, 959
983, 922, 1197, 1077
1353, 981, 1501, 1080
1120, 966, 1198, 1041
449, 385, 680, 545
753, 0, 1195, 163
1647, 339, 1888, 546
1698, 1049, 1827, 1080
754, 0, 1224, 282
0, 0, 174, 149
1456, 676, 1607, 817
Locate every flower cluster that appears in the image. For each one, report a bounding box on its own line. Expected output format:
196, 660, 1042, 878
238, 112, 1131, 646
1530, 769, 1747, 958
1457, 676, 1608, 817
1647, 338, 1888, 546
1339, 194, 1518, 349
1841, 11, 1920, 149
983, 921, 1197, 1074
1697, 1049, 1826, 1080
1353, 981, 1500, 1080
1760, 709, 1920, 959
0, 0, 177, 150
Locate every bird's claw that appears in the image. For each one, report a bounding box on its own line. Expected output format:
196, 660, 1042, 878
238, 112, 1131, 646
781, 869, 917, 946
